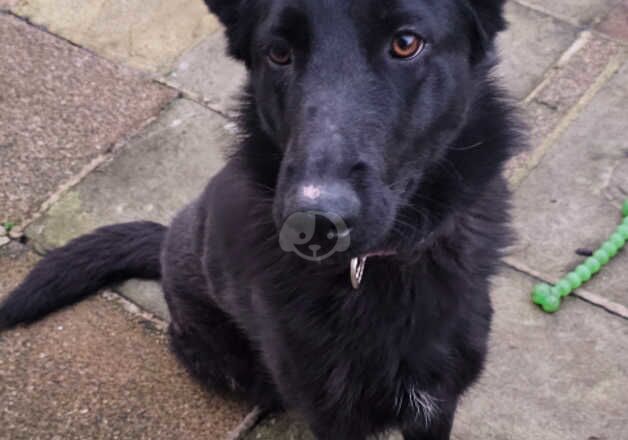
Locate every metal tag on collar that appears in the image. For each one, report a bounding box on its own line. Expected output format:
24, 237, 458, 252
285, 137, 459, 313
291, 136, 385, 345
350, 256, 368, 290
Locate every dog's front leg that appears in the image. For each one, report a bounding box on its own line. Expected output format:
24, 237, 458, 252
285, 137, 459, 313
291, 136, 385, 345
307, 417, 368, 440
401, 399, 457, 440
310, 426, 368, 440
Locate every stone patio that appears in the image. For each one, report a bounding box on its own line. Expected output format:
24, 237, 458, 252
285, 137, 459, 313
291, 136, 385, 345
1, 1, 627, 439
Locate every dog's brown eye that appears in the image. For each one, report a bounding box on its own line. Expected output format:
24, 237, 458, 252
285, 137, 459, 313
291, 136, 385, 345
268, 44, 293, 66
391, 32, 424, 59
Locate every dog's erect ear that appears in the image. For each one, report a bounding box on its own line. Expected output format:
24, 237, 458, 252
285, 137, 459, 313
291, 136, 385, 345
465, 0, 507, 62
203, 0, 252, 63
204, 0, 240, 28
469, 0, 507, 40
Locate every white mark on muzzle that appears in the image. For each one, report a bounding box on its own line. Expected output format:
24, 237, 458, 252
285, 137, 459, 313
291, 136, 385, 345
302, 185, 322, 200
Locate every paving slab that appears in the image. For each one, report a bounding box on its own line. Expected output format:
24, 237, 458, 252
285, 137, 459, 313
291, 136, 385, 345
510, 58, 628, 307
9, 0, 220, 73
517, 0, 618, 26
0, 0, 17, 9
166, 31, 247, 117
453, 269, 628, 440
496, 2, 579, 100
506, 33, 626, 183
246, 269, 628, 439
596, 0, 628, 42
0, 242, 250, 440
25, 98, 232, 318
0, 14, 176, 226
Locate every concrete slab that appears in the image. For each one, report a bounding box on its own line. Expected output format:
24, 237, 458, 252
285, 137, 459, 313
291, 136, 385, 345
517, 0, 618, 26
166, 31, 247, 117
510, 58, 628, 307
496, 2, 579, 100
25, 98, 232, 318
0, 242, 250, 439
246, 269, 628, 440
0, 14, 176, 226
10, 0, 220, 73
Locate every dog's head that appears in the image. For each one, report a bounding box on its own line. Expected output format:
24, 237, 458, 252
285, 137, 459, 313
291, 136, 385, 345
205, 0, 509, 258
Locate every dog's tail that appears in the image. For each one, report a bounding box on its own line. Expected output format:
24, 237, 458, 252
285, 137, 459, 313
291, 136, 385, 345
0, 221, 166, 331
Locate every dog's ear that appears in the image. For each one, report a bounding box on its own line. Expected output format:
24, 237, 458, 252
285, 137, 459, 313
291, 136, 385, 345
469, 0, 507, 40
466, 0, 507, 62
203, 0, 252, 63
204, 0, 240, 28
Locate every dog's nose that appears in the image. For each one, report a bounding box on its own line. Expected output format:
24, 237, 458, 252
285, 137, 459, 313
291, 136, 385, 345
283, 181, 361, 229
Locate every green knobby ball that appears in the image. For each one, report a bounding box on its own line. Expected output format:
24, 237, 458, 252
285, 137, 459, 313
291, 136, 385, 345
531, 283, 561, 312
566, 272, 582, 290
593, 248, 611, 265
555, 279, 572, 297
541, 293, 561, 313
532, 283, 552, 305
532, 200, 628, 314
609, 232, 626, 249
601, 241, 619, 258
584, 257, 602, 275
575, 265, 592, 282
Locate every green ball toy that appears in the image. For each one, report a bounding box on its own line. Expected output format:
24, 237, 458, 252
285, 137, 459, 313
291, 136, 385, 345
532, 200, 628, 313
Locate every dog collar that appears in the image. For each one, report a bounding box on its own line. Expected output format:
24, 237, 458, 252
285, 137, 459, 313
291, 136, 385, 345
350, 257, 367, 289
350, 250, 397, 289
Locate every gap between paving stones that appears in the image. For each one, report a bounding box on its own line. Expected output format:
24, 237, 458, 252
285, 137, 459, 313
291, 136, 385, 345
156, 79, 235, 121
100, 288, 265, 440
10, 94, 209, 244
10, 96, 187, 239
2, 9, 233, 122
225, 407, 266, 440
513, 0, 581, 26
1, 10, 112, 62
509, 44, 626, 187
14, 93, 231, 246
2, 11, 184, 236
522, 31, 595, 105
592, 29, 628, 48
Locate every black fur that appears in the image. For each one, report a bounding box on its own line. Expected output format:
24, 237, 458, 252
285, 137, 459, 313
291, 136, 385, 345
0, 222, 165, 330
1, 1, 523, 438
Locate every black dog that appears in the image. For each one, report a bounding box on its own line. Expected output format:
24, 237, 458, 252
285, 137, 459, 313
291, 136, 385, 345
0, 1, 523, 438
